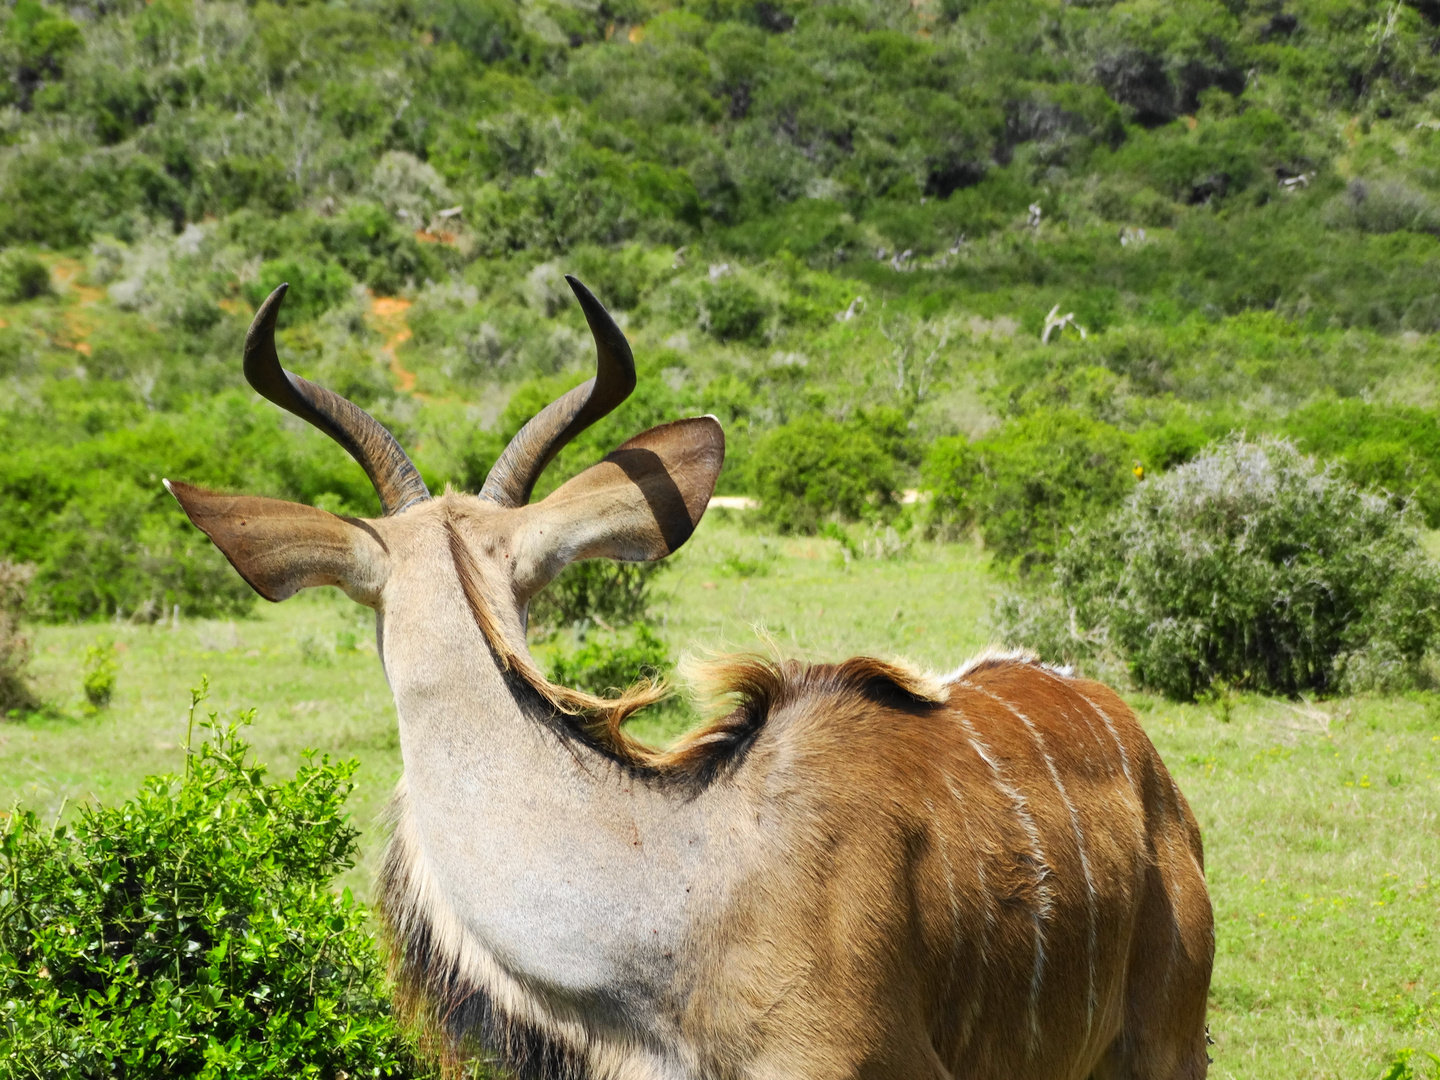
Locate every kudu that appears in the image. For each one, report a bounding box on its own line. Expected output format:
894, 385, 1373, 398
167, 278, 1213, 1080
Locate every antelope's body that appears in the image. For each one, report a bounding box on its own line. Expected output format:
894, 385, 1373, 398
167, 278, 1213, 1080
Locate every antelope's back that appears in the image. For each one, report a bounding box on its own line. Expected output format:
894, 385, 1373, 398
925, 656, 1211, 1077
696, 654, 1212, 1080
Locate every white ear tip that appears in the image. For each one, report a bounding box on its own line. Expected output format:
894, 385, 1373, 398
162, 478, 174, 493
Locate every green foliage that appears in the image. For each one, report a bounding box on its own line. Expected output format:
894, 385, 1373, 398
1283, 399, 1440, 527
0, 560, 37, 715
702, 276, 770, 342
0, 689, 429, 1078
322, 203, 444, 295
0, 397, 394, 622
1004, 438, 1440, 699
529, 559, 662, 631
9, 0, 1440, 620
923, 409, 1134, 573
243, 258, 354, 328
0, 250, 51, 303
546, 621, 670, 697
80, 639, 116, 708
1382, 1049, 1440, 1080
749, 413, 900, 534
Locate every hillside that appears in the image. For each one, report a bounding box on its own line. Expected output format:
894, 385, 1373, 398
6, 0, 1440, 615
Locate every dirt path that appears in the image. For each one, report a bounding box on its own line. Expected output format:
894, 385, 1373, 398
368, 295, 423, 396
49, 258, 104, 357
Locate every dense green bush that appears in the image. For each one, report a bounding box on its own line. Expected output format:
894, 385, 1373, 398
1002, 438, 1440, 699
322, 202, 443, 295
0, 397, 392, 622
242, 257, 354, 328
0, 691, 429, 1078
749, 413, 900, 534
923, 409, 1134, 573
702, 277, 770, 342
0, 250, 51, 302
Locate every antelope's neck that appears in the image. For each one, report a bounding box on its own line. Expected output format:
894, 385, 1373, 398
376, 563, 718, 1045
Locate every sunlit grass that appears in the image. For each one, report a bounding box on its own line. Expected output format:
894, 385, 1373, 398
2, 521, 1435, 1077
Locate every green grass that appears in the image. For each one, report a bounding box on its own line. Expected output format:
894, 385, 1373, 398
2, 521, 1436, 1078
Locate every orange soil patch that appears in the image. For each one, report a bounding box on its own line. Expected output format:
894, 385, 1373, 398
368, 295, 422, 396
48, 257, 104, 356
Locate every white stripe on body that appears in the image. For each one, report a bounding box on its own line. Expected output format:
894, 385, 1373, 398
967, 684, 1100, 1045
952, 707, 1053, 1053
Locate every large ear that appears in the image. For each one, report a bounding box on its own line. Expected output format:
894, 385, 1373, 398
511, 416, 724, 598
166, 480, 390, 606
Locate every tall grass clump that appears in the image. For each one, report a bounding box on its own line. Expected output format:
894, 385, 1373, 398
1000, 437, 1440, 699
0, 688, 430, 1078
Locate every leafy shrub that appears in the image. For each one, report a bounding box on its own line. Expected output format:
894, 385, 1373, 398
1003, 438, 1440, 699
547, 622, 671, 697
242, 256, 353, 328
0, 560, 38, 715
702, 277, 770, 342
22, 478, 258, 623
922, 408, 1133, 573
529, 559, 662, 631
749, 414, 900, 534
0, 690, 429, 1078
81, 639, 116, 708
0, 249, 52, 302
322, 202, 441, 295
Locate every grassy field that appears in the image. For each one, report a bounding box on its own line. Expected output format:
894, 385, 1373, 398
2, 519, 1436, 1079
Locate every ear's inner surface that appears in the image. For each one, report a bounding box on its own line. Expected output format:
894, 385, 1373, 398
511, 415, 725, 599
166, 480, 389, 605
606, 447, 695, 554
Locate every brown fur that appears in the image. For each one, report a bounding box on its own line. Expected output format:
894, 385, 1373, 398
380, 650, 1213, 1080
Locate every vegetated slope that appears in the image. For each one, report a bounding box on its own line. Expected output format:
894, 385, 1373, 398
6, 0, 1440, 614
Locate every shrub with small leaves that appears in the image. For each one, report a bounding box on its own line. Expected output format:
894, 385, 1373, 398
922, 408, 1133, 574
0, 560, 37, 715
748, 415, 900, 534
81, 640, 117, 708
1000, 437, 1440, 699
701, 277, 769, 342
0, 684, 432, 1079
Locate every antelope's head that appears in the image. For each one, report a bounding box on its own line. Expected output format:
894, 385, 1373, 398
165, 278, 724, 698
